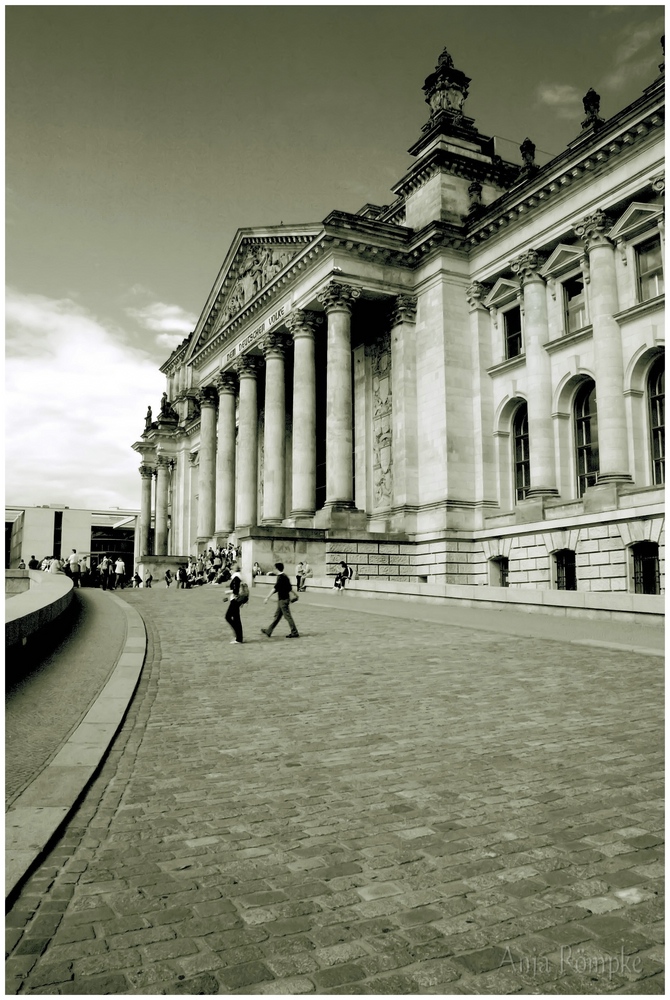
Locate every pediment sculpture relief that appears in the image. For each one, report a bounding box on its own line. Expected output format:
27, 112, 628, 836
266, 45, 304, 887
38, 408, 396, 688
215, 244, 300, 332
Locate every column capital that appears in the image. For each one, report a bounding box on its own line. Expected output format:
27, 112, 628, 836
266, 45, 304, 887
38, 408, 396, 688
197, 385, 218, 408
465, 281, 489, 310
235, 355, 262, 379
139, 464, 154, 479
261, 332, 289, 359
215, 371, 237, 395
156, 454, 172, 469
574, 209, 613, 250
286, 309, 322, 339
510, 250, 545, 284
389, 293, 417, 326
318, 280, 361, 314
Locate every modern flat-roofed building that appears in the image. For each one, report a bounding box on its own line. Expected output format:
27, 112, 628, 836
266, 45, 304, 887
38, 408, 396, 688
133, 47, 664, 606
6, 505, 140, 572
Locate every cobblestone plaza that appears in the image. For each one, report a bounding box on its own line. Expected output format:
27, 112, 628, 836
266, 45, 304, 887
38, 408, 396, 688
5, 588, 664, 994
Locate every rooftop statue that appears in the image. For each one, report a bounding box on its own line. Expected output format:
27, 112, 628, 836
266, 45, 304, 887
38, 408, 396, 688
145, 405, 152, 430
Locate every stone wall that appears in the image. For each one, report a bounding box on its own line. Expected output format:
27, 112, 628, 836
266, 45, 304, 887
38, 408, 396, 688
326, 538, 415, 582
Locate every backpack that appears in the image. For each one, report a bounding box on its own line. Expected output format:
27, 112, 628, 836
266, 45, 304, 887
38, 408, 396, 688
237, 580, 249, 604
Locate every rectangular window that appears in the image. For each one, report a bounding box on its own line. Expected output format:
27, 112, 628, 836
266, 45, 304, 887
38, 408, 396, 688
556, 550, 577, 591
636, 236, 664, 302
504, 306, 522, 359
563, 275, 587, 332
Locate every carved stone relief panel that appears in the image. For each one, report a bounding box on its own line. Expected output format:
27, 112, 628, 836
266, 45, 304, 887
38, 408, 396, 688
214, 243, 302, 334
367, 331, 393, 509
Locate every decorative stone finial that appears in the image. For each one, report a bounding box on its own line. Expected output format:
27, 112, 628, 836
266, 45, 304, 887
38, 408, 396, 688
422, 48, 471, 122
581, 88, 605, 132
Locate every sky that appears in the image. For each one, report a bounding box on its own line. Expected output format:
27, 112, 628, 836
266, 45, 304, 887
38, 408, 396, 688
5, 3, 664, 510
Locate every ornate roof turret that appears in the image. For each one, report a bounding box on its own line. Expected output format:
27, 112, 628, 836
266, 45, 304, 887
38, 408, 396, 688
422, 48, 471, 125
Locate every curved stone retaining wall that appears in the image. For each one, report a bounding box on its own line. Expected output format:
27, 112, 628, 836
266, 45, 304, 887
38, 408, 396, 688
5, 571, 74, 653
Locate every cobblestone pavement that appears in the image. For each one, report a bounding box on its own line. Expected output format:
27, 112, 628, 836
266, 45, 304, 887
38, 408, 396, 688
5, 590, 126, 807
6, 588, 664, 994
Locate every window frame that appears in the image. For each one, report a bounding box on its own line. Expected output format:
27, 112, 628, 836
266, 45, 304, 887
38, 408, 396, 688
489, 555, 509, 588
554, 548, 577, 591
502, 302, 523, 361
561, 270, 589, 334
634, 232, 664, 303
512, 402, 530, 502
631, 541, 661, 595
647, 355, 665, 486
574, 380, 599, 497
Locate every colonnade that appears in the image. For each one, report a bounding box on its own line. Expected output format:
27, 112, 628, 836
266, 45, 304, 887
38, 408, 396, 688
140, 280, 410, 556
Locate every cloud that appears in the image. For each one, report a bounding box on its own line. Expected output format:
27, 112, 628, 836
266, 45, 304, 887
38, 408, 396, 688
536, 83, 583, 122
601, 18, 664, 91
5, 288, 165, 510
126, 301, 196, 335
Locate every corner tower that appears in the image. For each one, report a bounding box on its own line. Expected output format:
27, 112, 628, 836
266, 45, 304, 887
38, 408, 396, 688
394, 48, 519, 229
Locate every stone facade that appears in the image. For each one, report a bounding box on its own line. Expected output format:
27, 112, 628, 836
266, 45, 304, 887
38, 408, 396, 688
133, 47, 665, 608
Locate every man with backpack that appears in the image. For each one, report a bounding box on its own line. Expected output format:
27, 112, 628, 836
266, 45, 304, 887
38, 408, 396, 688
224, 565, 248, 644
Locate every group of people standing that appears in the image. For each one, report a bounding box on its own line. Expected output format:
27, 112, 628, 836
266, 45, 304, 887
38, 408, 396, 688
22, 551, 127, 590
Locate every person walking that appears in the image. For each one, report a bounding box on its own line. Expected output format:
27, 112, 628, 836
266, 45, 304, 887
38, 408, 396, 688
99, 555, 110, 590
114, 557, 126, 590
261, 562, 299, 639
224, 565, 248, 645
164, 568, 173, 588
66, 549, 81, 588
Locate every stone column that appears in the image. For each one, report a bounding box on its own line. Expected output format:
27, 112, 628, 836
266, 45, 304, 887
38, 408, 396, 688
215, 372, 237, 535
389, 295, 419, 512
466, 283, 498, 506
196, 387, 218, 541
287, 309, 319, 518
511, 251, 558, 497
139, 464, 153, 556
154, 456, 170, 556
574, 210, 632, 484
235, 356, 260, 528
317, 280, 360, 507
261, 333, 288, 524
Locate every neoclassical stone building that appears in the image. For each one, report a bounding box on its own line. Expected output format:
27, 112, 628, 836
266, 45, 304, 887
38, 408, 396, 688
134, 48, 664, 607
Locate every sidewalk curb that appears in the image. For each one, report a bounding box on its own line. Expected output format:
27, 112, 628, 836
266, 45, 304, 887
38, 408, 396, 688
5, 594, 147, 906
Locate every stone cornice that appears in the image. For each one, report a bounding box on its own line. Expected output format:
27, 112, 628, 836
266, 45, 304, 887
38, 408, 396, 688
392, 145, 520, 201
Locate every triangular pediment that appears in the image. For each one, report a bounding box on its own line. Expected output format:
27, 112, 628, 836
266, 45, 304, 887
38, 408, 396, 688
186, 224, 322, 361
608, 201, 663, 241
540, 243, 585, 277
484, 277, 520, 308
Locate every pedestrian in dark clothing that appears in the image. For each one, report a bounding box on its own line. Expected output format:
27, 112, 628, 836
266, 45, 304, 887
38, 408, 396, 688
224, 567, 246, 644
261, 562, 299, 638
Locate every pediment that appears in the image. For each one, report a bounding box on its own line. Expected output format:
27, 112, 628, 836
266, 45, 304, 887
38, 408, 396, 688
608, 201, 663, 241
540, 243, 585, 277
186, 225, 322, 361
484, 277, 520, 308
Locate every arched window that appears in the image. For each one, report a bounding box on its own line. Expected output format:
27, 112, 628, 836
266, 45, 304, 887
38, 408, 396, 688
648, 356, 664, 485
632, 541, 660, 595
574, 380, 599, 496
554, 549, 577, 591
513, 403, 530, 502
